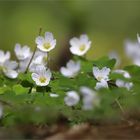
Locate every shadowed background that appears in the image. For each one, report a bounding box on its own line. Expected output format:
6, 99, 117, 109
0, 0, 140, 68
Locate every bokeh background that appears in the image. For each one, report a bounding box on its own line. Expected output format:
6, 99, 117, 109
0, 0, 140, 68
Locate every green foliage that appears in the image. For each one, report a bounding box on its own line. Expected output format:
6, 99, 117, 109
0, 57, 140, 126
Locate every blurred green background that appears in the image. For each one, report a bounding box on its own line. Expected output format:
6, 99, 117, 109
0, 0, 140, 68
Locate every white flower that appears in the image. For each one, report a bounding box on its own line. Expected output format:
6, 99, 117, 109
29, 50, 48, 72
0, 104, 3, 118
2, 60, 18, 79
35, 32, 56, 52
80, 86, 99, 110
113, 69, 133, 90
50, 93, 59, 98
60, 60, 80, 78
93, 67, 110, 82
18, 58, 30, 73
64, 91, 80, 106
0, 50, 10, 65
14, 43, 32, 60
137, 33, 140, 44
108, 51, 120, 67
95, 81, 108, 90
69, 34, 91, 56
34, 49, 48, 64
93, 67, 110, 90
113, 69, 131, 78
31, 65, 52, 86
124, 40, 140, 66
116, 79, 133, 90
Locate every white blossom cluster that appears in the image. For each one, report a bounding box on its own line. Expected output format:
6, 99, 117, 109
0, 31, 135, 110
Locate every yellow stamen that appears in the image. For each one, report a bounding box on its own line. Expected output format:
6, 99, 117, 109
79, 44, 86, 51
39, 77, 46, 83
97, 76, 103, 81
43, 42, 51, 50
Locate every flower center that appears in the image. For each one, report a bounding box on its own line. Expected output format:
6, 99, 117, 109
39, 77, 46, 83
97, 76, 103, 81
79, 44, 86, 51
43, 42, 51, 50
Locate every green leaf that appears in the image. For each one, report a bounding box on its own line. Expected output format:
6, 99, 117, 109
92, 56, 116, 69
12, 84, 29, 95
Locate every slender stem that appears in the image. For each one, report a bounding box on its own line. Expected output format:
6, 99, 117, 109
115, 98, 125, 115
0, 99, 13, 107
47, 52, 50, 69
25, 27, 42, 74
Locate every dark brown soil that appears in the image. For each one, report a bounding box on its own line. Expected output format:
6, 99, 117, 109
1, 120, 140, 140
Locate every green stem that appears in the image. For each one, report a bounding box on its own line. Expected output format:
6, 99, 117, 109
42, 86, 46, 96
47, 52, 50, 69
25, 27, 42, 74
115, 98, 125, 115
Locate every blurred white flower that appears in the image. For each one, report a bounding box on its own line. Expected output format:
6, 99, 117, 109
137, 33, 140, 44
113, 69, 133, 90
31, 65, 52, 86
50, 93, 59, 98
35, 32, 56, 52
95, 80, 108, 90
0, 104, 3, 118
124, 40, 140, 66
116, 79, 133, 90
113, 69, 131, 78
93, 67, 110, 82
80, 86, 99, 110
64, 91, 80, 106
108, 51, 120, 67
18, 58, 30, 73
93, 67, 110, 90
60, 60, 80, 78
14, 43, 32, 60
29, 50, 48, 72
2, 60, 18, 79
0, 50, 10, 66
69, 34, 91, 56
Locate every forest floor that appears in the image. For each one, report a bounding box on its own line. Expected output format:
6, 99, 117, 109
0, 118, 140, 140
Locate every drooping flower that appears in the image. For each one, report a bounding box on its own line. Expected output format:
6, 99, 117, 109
0, 50, 10, 66
31, 65, 52, 86
14, 43, 32, 60
64, 91, 80, 106
93, 67, 110, 90
113, 69, 131, 78
124, 39, 140, 66
80, 86, 99, 110
113, 69, 133, 90
35, 32, 56, 52
137, 33, 140, 44
116, 79, 133, 90
2, 60, 18, 79
69, 34, 91, 56
60, 60, 80, 78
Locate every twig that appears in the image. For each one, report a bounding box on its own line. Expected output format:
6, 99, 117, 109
25, 27, 42, 73
115, 98, 125, 115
